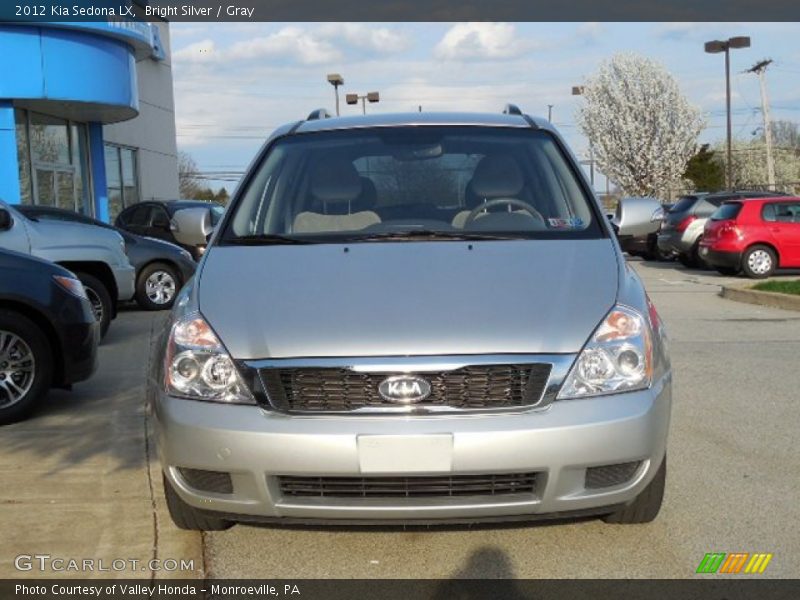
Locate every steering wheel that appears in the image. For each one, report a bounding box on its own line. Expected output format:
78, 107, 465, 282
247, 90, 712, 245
463, 198, 544, 226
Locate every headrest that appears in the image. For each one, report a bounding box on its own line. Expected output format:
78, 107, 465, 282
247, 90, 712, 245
311, 158, 362, 203
470, 154, 524, 199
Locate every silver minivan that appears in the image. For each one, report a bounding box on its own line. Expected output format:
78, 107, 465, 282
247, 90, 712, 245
150, 108, 671, 530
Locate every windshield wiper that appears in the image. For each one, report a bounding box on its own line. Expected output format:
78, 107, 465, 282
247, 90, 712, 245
224, 234, 316, 246
344, 230, 525, 242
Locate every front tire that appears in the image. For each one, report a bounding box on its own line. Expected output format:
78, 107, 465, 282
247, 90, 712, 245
135, 262, 180, 311
0, 310, 53, 425
602, 455, 666, 524
742, 245, 777, 279
163, 473, 233, 531
75, 272, 112, 339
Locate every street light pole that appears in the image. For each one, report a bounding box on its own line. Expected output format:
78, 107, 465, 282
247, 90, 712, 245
346, 91, 380, 115
704, 37, 751, 190
326, 73, 344, 116
547, 104, 553, 122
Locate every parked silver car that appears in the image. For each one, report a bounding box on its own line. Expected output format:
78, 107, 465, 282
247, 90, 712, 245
0, 200, 135, 338
150, 108, 672, 530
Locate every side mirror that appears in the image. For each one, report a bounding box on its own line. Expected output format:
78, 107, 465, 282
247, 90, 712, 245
0, 208, 13, 232
612, 197, 664, 238
169, 207, 213, 246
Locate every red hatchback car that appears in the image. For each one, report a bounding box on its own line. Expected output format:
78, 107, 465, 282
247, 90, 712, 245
700, 196, 800, 278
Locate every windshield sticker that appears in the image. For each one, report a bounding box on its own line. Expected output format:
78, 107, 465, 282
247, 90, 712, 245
548, 217, 584, 229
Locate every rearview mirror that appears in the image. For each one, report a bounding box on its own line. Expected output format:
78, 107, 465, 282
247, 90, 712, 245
612, 197, 664, 238
169, 207, 213, 246
0, 208, 12, 231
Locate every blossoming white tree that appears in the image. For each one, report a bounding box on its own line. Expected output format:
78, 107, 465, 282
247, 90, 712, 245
576, 54, 705, 197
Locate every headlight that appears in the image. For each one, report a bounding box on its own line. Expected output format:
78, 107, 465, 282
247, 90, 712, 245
53, 275, 88, 300
558, 305, 653, 399
164, 313, 255, 405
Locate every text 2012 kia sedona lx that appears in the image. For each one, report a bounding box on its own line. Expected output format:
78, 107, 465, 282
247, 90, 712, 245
149, 107, 671, 530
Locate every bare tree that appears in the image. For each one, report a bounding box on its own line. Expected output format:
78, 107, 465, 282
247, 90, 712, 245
576, 53, 705, 197
178, 151, 201, 199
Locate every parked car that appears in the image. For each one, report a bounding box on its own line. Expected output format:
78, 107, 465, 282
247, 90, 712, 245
658, 191, 788, 268
17, 206, 197, 311
700, 196, 800, 278
150, 107, 672, 531
0, 201, 135, 337
619, 202, 674, 261
115, 200, 225, 260
0, 248, 99, 424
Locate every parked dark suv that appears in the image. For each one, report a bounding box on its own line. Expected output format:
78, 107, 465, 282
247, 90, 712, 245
0, 248, 99, 424
116, 201, 224, 261
658, 191, 788, 268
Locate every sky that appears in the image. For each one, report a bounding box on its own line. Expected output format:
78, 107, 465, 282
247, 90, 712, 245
168, 22, 800, 193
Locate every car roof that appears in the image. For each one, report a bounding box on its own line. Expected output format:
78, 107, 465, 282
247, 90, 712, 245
723, 195, 800, 203
292, 111, 544, 134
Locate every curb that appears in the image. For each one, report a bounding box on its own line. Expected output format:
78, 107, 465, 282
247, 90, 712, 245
720, 285, 800, 312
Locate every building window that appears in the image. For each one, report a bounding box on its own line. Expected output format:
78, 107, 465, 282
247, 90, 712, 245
14, 109, 91, 213
104, 143, 139, 221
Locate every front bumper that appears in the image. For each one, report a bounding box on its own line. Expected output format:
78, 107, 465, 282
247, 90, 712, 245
154, 375, 671, 523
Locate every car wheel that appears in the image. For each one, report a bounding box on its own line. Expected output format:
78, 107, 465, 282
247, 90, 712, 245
602, 455, 666, 524
136, 263, 180, 311
0, 310, 53, 425
75, 273, 112, 339
716, 267, 740, 276
163, 473, 233, 531
742, 245, 777, 279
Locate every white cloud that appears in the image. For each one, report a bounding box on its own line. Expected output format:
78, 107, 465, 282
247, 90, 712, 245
172, 39, 216, 64
434, 23, 533, 61
226, 27, 342, 65
319, 23, 410, 54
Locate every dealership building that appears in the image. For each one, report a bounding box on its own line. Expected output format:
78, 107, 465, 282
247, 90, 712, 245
0, 14, 179, 222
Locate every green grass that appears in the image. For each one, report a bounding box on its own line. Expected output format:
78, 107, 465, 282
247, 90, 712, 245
751, 280, 800, 296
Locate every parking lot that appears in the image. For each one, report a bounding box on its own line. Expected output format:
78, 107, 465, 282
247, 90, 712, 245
2, 259, 799, 579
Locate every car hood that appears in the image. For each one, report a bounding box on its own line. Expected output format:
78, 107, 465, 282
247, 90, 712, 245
198, 239, 620, 359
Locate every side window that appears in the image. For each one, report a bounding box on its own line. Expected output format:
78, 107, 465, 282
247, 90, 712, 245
127, 205, 152, 227
151, 207, 170, 228
762, 203, 777, 222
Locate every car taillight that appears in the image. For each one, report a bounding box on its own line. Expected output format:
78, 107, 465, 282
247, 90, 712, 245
675, 215, 697, 232
718, 221, 740, 239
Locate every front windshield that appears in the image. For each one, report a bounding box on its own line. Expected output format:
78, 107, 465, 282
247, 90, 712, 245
222, 126, 601, 243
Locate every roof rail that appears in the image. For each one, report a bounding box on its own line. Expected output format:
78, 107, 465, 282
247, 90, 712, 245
306, 108, 332, 121
502, 103, 523, 116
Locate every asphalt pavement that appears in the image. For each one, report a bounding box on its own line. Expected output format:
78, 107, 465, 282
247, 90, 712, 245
203, 260, 800, 579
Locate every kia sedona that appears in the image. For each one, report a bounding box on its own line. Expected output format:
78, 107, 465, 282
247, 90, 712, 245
150, 107, 672, 531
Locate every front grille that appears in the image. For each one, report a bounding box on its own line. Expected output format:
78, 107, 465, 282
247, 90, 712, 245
260, 363, 552, 412
278, 473, 539, 499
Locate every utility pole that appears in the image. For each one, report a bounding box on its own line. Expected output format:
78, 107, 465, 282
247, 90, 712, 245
547, 104, 554, 122
747, 59, 776, 190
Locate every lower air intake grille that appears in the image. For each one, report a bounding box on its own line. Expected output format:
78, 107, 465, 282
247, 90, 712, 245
260, 363, 552, 412
585, 462, 641, 489
178, 468, 233, 494
278, 473, 539, 499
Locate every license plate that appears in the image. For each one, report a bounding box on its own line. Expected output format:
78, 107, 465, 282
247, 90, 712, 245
357, 434, 453, 473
